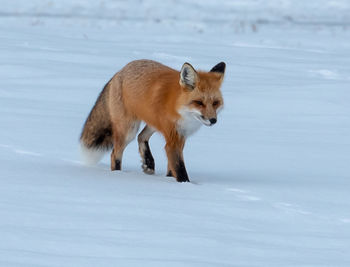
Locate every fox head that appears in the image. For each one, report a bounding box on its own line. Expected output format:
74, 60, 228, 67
178, 62, 225, 126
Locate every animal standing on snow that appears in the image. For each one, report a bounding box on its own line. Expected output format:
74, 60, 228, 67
80, 59, 225, 182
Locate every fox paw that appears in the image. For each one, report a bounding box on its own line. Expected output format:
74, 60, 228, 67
142, 163, 154, 175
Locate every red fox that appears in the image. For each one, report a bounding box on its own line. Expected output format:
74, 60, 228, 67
80, 59, 225, 182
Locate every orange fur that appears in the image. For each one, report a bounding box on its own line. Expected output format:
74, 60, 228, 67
80, 59, 225, 182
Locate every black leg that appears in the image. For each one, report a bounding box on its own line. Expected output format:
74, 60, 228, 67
138, 125, 156, 175
174, 157, 190, 183
142, 141, 155, 173
114, 159, 121, 170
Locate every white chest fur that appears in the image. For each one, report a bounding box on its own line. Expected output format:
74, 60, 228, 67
177, 108, 202, 138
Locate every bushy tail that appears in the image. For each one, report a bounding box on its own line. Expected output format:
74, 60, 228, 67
80, 83, 113, 165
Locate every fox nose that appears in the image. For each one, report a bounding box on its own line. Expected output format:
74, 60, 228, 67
209, 118, 217, 125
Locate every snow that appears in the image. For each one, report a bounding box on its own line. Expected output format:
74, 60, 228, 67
1, 1, 350, 266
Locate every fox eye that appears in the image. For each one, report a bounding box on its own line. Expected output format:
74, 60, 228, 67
192, 100, 204, 107
213, 100, 220, 107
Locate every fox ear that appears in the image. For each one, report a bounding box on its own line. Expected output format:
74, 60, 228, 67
210, 62, 226, 74
180, 62, 197, 90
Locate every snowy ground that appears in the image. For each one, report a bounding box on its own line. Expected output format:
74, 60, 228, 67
1, 1, 350, 266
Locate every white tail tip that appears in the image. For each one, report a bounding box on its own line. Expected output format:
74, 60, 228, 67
80, 142, 106, 165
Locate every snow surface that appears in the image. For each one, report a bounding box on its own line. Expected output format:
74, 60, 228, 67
1, 1, 350, 266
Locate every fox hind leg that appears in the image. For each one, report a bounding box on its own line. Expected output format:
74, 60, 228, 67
138, 125, 155, 174
111, 142, 123, 171
111, 129, 126, 171
111, 120, 140, 171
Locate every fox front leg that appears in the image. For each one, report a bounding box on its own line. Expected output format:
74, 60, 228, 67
138, 125, 155, 174
165, 136, 189, 183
